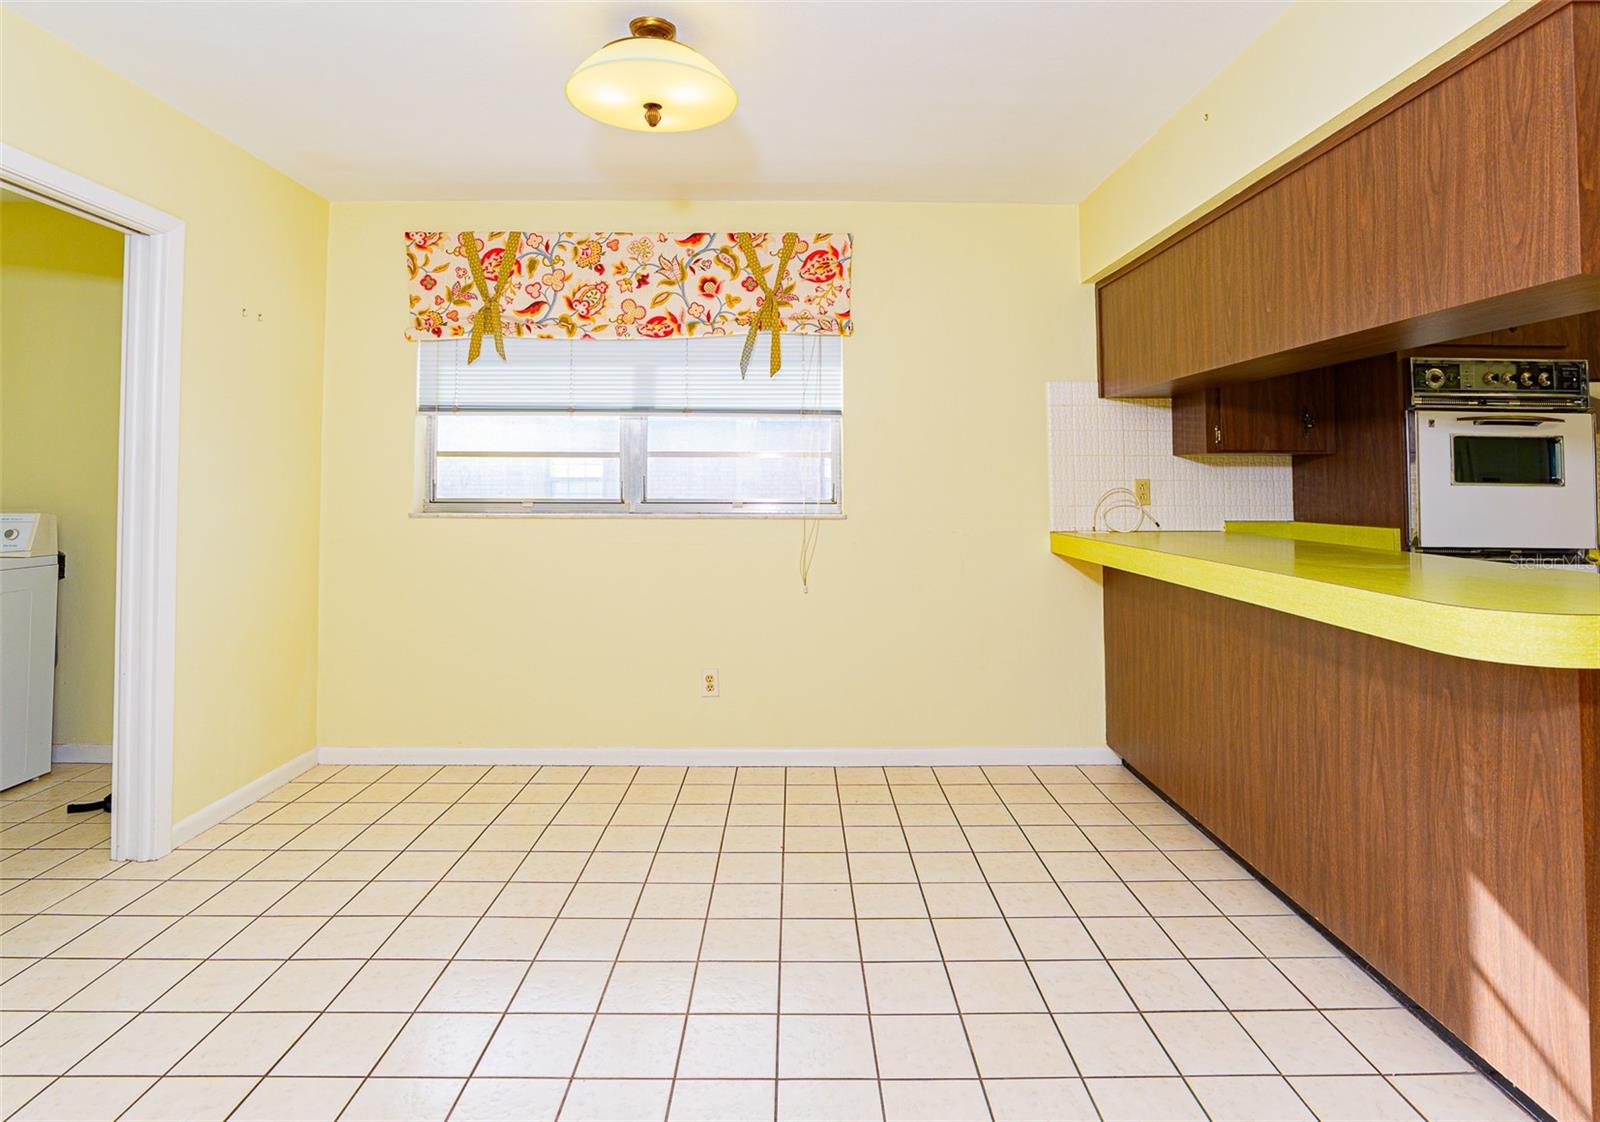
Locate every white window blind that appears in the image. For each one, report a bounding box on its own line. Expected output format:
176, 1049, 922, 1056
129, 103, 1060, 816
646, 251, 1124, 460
417, 334, 844, 515
418, 335, 842, 415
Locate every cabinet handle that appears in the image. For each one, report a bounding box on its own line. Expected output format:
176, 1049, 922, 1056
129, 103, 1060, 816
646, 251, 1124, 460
1302, 408, 1315, 433
1213, 426, 1223, 446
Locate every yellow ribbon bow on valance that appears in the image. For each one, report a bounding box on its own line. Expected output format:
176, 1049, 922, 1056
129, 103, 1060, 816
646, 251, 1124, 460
734, 231, 798, 377
461, 230, 522, 363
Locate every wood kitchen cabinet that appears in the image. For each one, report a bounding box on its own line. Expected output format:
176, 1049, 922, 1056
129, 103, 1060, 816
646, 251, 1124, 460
1097, 0, 1600, 398
1171, 372, 1333, 455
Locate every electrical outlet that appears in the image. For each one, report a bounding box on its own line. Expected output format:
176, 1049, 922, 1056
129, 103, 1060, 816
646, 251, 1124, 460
701, 670, 719, 698
1133, 478, 1152, 506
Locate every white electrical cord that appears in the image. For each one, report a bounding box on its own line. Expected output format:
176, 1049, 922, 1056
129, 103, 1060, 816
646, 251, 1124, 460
1092, 486, 1161, 533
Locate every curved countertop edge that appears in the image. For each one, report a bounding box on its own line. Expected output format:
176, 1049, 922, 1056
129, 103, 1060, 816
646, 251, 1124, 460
1050, 531, 1600, 669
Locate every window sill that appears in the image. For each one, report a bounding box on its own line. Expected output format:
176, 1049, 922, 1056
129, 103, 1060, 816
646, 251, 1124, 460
410, 510, 848, 521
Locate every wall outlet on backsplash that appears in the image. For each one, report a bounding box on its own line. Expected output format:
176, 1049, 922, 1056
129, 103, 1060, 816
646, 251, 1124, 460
1047, 381, 1293, 532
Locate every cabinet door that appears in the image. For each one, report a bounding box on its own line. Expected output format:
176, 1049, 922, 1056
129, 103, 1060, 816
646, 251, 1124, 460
1171, 389, 1220, 455
1277, 372, 1334, 454
1182, 373, 1334, 455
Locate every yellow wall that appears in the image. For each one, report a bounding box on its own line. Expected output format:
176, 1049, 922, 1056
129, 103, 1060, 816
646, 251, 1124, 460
0, 198, 122, 747
317, 202, 1104, 753
1078, 0, 1529, 280
0, 11, 329, 820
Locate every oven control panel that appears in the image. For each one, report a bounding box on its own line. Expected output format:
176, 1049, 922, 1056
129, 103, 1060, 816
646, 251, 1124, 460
1409, 357, 1590, 407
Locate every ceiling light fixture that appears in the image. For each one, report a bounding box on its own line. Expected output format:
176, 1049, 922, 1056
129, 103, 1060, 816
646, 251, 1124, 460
565, 16, 737, 133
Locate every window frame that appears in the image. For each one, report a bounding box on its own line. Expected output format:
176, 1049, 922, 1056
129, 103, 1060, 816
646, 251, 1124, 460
420, 410, 844, 518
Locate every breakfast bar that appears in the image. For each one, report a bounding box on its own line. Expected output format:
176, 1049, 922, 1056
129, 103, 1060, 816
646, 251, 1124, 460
1054, 526, 1600, 1121
1051, 528, 1600, 667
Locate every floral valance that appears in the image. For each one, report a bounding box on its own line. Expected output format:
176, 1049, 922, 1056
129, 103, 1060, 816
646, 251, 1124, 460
405, 231, 852, 355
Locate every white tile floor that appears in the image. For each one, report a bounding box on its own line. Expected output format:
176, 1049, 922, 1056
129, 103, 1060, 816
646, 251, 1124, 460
0, 762, 1530, 1122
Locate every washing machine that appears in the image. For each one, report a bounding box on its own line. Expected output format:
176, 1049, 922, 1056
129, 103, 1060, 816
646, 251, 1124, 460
2, 513, 60, 790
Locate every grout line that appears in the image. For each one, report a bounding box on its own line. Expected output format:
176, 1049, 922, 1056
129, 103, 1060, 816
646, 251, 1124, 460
882, 766, 997, 1122
773, 769, 786, 1122
951, 765, 1104, 1122
551, 765, 655, 1121
660, 765, 730, 1118
836, 766, 895, 1122
427, 763, 597, 1122
1026, 764, 1215, 1121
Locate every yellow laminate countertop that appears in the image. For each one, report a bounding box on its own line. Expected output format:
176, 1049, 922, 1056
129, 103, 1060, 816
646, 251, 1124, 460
1051, 530, 1600, 668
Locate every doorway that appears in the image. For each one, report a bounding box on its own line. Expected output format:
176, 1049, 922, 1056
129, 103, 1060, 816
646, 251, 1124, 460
1, 145, 184, 861
1, 188, 122, 844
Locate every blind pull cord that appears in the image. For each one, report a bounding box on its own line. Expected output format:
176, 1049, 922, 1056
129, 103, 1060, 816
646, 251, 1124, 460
800, 333, 824, 593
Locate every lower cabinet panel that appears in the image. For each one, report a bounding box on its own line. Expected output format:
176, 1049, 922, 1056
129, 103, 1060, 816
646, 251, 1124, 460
1103, 570, 1596, 1122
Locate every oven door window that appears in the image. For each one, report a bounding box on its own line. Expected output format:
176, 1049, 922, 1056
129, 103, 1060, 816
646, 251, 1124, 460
1451, 434, 1564, 485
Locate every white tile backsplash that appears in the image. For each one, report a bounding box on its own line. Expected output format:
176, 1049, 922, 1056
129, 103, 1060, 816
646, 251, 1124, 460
1048, 381, 1293, 532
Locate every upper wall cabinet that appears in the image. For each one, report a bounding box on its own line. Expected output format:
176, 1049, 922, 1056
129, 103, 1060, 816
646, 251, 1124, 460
1172, 373, 1334, 456
1097, 0, 1600, 398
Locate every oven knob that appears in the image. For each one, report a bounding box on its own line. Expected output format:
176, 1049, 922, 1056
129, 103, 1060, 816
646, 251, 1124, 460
1424, 367, 1446, 388
1520, 370, 1536, 387
1537, 370, 1552, 387
1483, 372, 1499, 385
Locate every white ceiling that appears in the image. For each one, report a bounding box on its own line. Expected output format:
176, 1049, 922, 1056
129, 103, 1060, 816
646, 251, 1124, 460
13, 0, 1289, 203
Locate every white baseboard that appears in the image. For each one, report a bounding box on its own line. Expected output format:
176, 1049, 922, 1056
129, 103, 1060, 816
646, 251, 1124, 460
172, 749, 317, 846
317, 746, 1122, 767
52, 744, 112, 764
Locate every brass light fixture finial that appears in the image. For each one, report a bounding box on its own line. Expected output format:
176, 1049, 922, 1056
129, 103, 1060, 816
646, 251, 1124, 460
643, 102, 664, 128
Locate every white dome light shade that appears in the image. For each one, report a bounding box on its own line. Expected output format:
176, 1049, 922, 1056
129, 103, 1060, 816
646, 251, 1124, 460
566, 17, 737, 133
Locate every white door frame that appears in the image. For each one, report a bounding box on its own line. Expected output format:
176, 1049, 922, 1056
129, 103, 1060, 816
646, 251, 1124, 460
1, 144, 183, 861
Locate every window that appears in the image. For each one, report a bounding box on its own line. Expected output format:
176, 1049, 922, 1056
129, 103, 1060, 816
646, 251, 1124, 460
419, 335, 842, 515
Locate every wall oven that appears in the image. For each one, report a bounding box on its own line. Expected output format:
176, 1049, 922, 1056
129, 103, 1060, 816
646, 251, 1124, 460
1407, 357, 1597, 554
